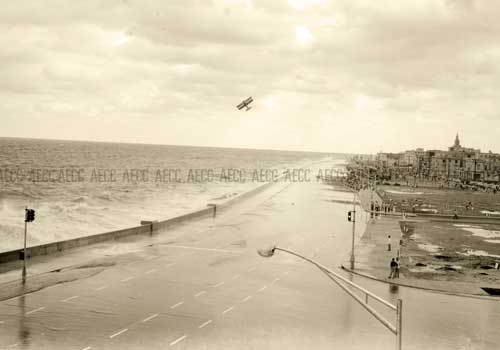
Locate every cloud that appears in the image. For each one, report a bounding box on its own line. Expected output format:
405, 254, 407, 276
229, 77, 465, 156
0, 0, 500, 153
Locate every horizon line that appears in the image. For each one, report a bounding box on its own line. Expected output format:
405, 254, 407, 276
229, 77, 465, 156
0, 135, 367, 156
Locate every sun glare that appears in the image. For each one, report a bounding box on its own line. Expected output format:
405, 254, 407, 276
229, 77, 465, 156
111, 32, 130, 47
355, 95, 367, 111
295, 26, 313, 46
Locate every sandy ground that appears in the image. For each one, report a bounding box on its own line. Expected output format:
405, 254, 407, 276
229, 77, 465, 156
400, 220, 500, 286
379, 185, 500, 216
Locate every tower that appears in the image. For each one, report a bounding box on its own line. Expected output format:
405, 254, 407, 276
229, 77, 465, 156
454, 133, 460, 147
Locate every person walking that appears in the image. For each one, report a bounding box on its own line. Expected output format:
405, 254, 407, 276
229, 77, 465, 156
388, 258, 397, 279
387, 235, 391, 251
394, 257, 400, 278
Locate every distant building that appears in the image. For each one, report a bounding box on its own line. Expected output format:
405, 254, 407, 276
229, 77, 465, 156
375, 134, 500, 183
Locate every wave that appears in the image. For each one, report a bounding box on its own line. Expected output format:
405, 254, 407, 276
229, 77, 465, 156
0, 188, 39, 200
71, 196, 89, 203
210, 192, 239, 201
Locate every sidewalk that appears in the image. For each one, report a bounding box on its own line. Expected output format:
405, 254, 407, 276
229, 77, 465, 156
343, 215, 500, 298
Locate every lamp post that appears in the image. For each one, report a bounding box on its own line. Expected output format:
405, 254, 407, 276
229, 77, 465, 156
258, 246, 403, 350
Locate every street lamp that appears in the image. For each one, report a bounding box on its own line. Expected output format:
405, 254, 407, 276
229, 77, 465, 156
258, 246, 403, 350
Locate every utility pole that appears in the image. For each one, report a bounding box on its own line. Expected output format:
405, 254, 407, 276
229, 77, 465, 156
23, 207, 28, 283
350, 190, 356, 270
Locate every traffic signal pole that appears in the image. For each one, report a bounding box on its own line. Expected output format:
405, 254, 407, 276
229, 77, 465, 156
22, 207, 27, 283
350, 191, 356, 270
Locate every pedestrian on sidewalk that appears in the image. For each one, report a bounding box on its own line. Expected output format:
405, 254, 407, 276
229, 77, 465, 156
388, 258, 397, 279
394, 257, 400, 278
387, 235, 391, 251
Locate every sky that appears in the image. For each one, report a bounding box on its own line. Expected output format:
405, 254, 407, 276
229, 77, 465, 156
1, 0, 500, 154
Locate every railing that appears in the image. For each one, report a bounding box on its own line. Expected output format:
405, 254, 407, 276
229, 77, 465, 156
261, 247, 403, 350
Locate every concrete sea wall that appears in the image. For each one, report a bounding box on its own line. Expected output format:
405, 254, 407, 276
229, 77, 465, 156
0, 174, 287, 264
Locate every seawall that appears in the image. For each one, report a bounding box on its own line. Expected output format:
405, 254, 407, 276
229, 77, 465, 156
0, 162, 319, 264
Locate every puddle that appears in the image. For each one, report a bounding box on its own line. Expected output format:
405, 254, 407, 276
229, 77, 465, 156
485, 240, 500, 244
459, 227, 500, 239
385, 190, 424, 195
411, 233, 423, 240
459, 249, 500, 258
418, 208, 438, 213
408, 264, 445, 273
480, 210, 500, 216
417, 243, 442, 253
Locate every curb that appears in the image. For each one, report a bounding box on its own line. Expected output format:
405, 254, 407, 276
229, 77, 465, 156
340, 265, 500, 301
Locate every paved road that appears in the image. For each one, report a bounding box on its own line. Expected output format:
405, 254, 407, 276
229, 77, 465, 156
0, 168, 499, 350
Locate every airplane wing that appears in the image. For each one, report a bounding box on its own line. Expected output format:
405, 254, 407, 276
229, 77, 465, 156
237, 97, 254, 110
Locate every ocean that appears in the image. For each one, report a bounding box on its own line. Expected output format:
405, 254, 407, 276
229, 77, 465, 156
0, 137, 342, 252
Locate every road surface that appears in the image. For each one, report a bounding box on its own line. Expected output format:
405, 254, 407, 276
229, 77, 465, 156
0, 166, 499, 349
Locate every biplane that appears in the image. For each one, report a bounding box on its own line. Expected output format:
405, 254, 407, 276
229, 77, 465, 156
236, 97, 253, 111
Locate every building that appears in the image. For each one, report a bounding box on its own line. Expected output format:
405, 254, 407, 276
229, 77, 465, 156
375, 134, 500, 183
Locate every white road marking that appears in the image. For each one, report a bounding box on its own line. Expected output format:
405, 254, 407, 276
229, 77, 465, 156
258, 286, 267, 292
194, 290, 206, 297
9, 343, 18, 348
166, 263, 176, 268
142, 313, 159, 323
121, 276, 135, 282
25, 306, 45, 315
242, 295, 252, 302
0, 320, 4, 324
272, 278, 280, 284
83, 347, 92, 350
198, 319, 213, 329
95, 286, 107, 291
247, 267, 256, 272
145, 269, 157, 274
284, 271, 290, 275
222, 306, 234, 315
232, 274, 241, 280
61, 295, 79, 302
163, 245, 242, 254
213, 282, 224, 288
109, 328, 128, 339
170, 335, 187, 346
170, 301, 184, 309
145, 256, 156, 261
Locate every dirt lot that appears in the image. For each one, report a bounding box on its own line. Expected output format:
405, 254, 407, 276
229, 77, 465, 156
378, 185, 500, 216
400, 220, 500, 285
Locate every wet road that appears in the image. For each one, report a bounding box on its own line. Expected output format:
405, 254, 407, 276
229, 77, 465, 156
0, 174, 499, 349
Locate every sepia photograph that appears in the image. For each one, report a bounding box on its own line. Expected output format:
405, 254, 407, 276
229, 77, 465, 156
0, 1, 499, 349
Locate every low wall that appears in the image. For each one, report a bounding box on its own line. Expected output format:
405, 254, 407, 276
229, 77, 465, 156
0, 160, 333, 265
0, 172, 286, 264
0, 224, 152, 264
217, 177, 284, 210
